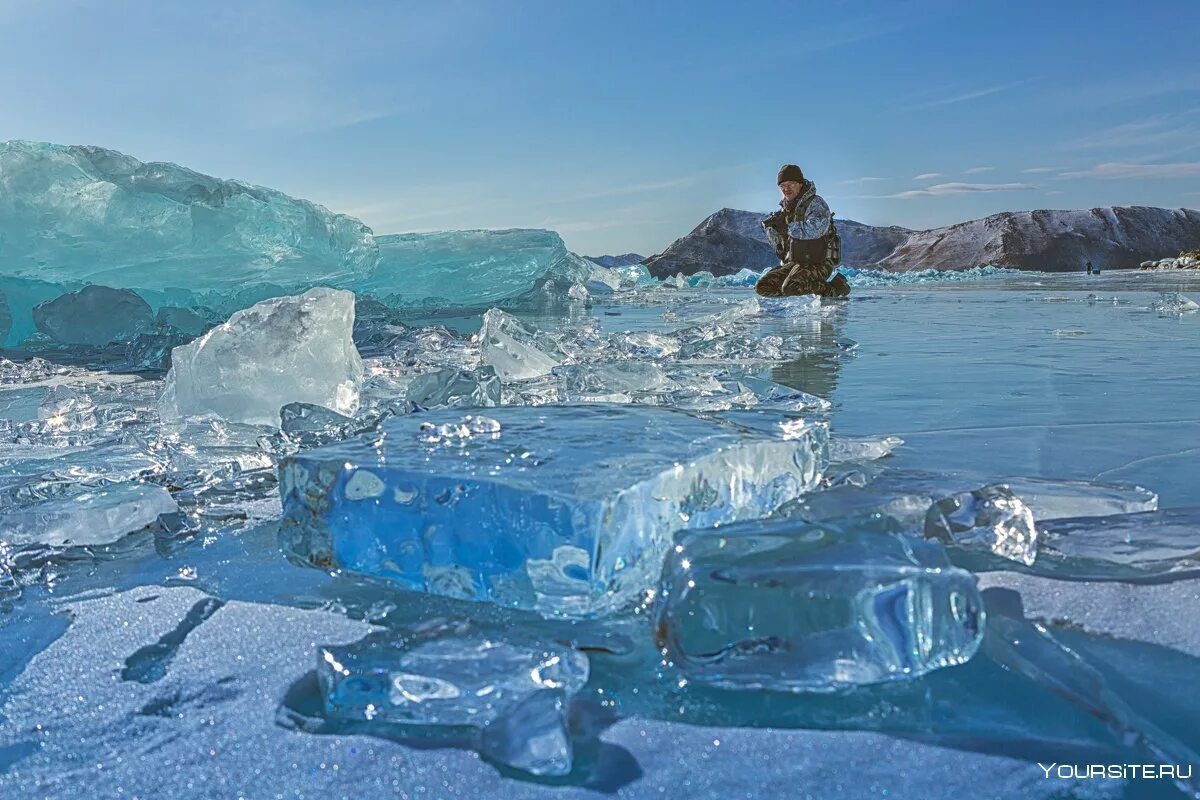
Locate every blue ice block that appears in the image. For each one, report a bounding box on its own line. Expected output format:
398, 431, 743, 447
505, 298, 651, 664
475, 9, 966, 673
318, 624, 588, 776
279, 404, 828, 616
655, 515, 984, 692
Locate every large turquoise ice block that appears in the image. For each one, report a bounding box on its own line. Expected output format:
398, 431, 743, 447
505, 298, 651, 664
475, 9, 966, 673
279, 405, 828, 616
655, 516, 984, 692
363, 229, 571, 308
0, 141, 376, 292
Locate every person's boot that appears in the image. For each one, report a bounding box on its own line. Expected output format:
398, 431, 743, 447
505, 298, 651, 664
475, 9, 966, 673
822, 273, 852, 298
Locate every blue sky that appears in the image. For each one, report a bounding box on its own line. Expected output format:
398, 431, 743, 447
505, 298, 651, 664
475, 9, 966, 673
2, 0, 1198, 255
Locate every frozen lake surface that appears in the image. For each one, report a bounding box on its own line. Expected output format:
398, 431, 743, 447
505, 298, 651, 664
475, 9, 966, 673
1, 269, 1199, 799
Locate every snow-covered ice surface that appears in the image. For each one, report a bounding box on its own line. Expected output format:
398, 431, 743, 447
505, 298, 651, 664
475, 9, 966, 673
2, 268, 1200, 799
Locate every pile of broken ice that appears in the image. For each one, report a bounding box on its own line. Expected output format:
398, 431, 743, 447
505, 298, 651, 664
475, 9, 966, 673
6, 270, 1194, 776
5, 140, 1200, 781
0, 141, 637, 351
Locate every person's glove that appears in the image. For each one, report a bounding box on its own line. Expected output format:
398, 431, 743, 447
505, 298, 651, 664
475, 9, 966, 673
761, 210, 787, 232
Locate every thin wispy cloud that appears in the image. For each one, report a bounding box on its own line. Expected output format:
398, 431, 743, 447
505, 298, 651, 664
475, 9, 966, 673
885, 182, 1037, 199
1022, 167, 1061, 174
1059, 162, 1200, 179
964, 166, 994, 175
841, 176, 888, 185
906, 81, 1025, 111
913, 172, 942, 181
1064, 110, 1200, 164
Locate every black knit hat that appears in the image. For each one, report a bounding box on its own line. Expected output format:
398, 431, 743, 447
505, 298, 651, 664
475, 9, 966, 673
777, 164, 805, 184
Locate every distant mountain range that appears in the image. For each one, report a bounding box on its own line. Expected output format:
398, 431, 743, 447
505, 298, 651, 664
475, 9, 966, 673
641, 206, 1200, 276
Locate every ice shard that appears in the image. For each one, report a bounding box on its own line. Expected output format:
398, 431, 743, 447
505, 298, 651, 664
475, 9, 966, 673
554, 362, 675, 401
828, 435, 904, 463
32, 285, 154, 346
996, 476, 1157, 521
656, 515, 984, 692
279, 405, 828, 616
1025, 507, 1200, 581
404, 366, 501, 409
924, 485, 1039, 566
1150, 292, 1200, 315
280, 402, 359, 449
317, 624, 588, 776
477, 309, 564, 381
0, 141, 377, 292
159, 288, 363, 427
0, 483, 177, 547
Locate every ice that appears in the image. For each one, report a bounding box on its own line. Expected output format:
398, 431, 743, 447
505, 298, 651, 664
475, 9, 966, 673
715, 268, 766, 287
155, 306, 211, 337
0, 482, 176, 547
0, 141, 376, 293
1027, 508, 1200, 581
554, 361, 675, 401
280, 405, 828, 616
3, 263, 1200, 797
828, 435, 904, 463
656, 515, 984, 692
1150, 292, 1200, 315
280, 402, 359, 449
318, 623, 588, 775
362, 229, 589, 310
996, 476, 1157, 520
124, 331, 191, 370
841, 265, 1018, 287
924, 485, 1039, 566
611, 263, 657, 288
404, 366, 501, 409
757, 295, 822, 317
476, 308, 563, 380
733, 375, 831, 412
32, 285, 154, 346
159, 288, 363, 427
0, 291, 11, 343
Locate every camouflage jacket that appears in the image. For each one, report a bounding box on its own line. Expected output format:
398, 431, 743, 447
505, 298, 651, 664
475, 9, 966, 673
762, 182, 840, 267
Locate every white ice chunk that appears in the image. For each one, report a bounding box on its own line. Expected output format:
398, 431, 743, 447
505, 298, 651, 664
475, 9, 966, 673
0, 483, 176, 547
997, 476, 1157, 521
925, 484, 1038, 566
159, 288, 362, 427
477, 308, 562, 380
1151, 293, 1199, 315
829, 435, 905, 463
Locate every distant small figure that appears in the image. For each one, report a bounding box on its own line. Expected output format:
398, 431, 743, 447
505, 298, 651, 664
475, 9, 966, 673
1086, 260, 1093, 275
1094, 264, 1101, 275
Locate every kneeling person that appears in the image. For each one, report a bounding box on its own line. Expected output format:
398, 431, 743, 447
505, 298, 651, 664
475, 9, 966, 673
756, 164, 850, 298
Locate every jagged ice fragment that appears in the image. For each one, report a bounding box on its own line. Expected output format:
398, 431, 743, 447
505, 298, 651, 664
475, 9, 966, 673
656, 516, 984, 692
317, 624, 587, 776
924, 484, 1039, 566
0, 483, 177, 547
159, 288, 363, 427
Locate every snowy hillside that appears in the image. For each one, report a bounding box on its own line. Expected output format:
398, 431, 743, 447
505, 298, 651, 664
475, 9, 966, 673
645, 206, 1200, 275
